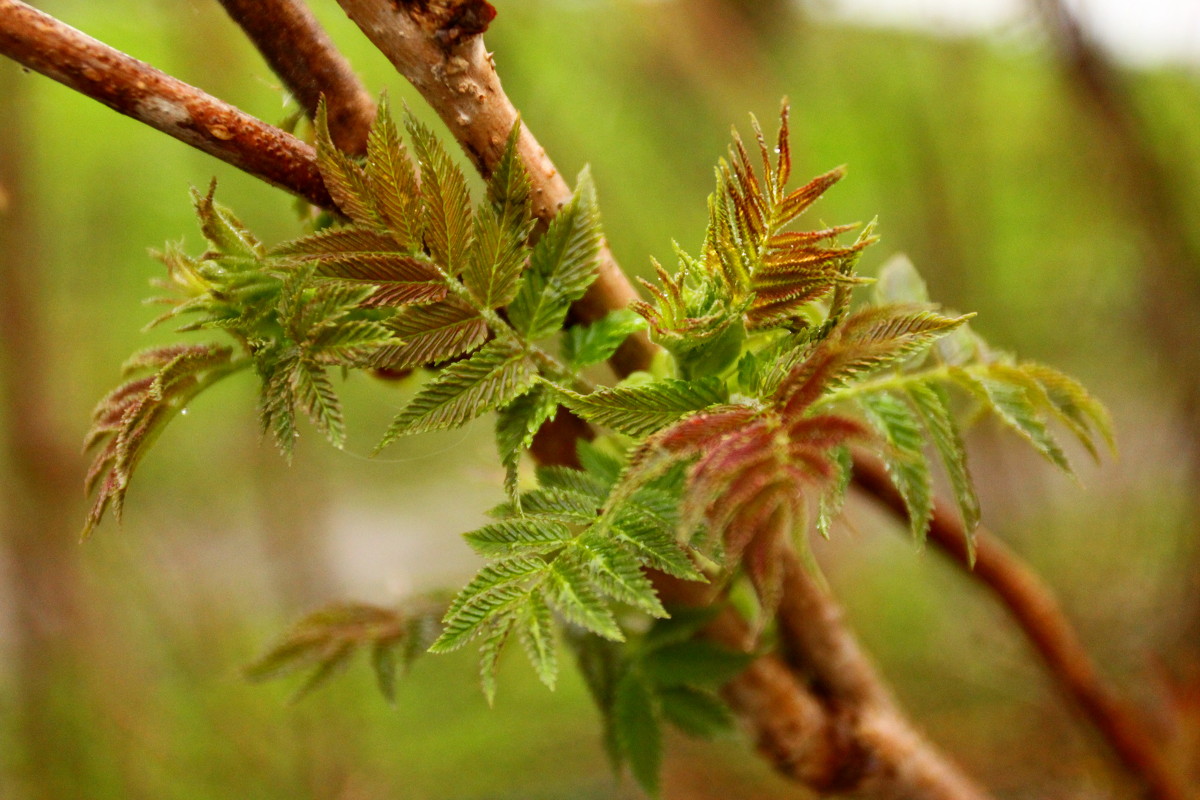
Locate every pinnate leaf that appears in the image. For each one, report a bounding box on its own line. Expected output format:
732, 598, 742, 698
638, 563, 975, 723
562, 309, 648, 368
508, 167, 603, 339
859, 391, 933, 540
556, 376, 726, 438
405, 111, 474, 274
379, 340, 537, 446
366, 95, 422, 248
372, 298, 487, 370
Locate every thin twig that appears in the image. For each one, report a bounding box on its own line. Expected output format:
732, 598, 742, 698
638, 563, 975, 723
0, 0, 331, 207
216, 0, 376, 155
853, 453, 1190, 800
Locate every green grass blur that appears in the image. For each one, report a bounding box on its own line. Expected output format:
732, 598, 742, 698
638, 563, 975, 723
1, 1, 1198, 798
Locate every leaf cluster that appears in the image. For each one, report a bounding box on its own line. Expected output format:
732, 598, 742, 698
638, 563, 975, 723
84, 96, 1117, 800
573, 609, 752, 796
430, 441, 702, 703
245, 601, 441, 703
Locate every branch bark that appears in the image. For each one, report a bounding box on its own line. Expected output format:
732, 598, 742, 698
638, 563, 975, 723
0, 0, 332, 207
853, 454, 1190, 800
216, 0, 376, 155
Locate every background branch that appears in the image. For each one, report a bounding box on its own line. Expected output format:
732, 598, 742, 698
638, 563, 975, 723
853, 454, 1189, 800
216, 0, 376, 155
0, 0, 331, 207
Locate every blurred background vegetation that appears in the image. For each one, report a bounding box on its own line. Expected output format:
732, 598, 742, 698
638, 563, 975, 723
1, 1, 1197, 797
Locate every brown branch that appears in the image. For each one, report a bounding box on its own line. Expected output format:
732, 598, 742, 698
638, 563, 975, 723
852, 454, 1190, 800
0, 0, 332, 207
215, 0, 376, 155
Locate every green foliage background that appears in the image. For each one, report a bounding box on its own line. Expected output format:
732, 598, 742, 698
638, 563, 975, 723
1, 1, 1198, 797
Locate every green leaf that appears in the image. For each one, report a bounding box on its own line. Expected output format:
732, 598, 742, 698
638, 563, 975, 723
562, 309, 648, 368
859, 391, 933, 540
191, 181, 263, 259
379, 340, 537, 446
612, 668, 662, 797
572, 535, 666, 618
545, 560, 623, 641
508, 167, 603, 340
816, 445, 853, 539
873, 254, 930, 305
315, 102, 377, 226
556, 377, 725, 438
516, 589, 558, 690
658, 686, 734, 739
908, 381, 980, 535
965, 367, 1072, 473
495, 386, 560, 500
405, 111, 474, 275
432, 558, 545, 653
640, 640, 754, 688
463, 518, 573, 558
365, 95, 422, 249
479, 616, 516, 706
610, 506, 702, 581
294, 359, 345, 449
372, 298, 487, 370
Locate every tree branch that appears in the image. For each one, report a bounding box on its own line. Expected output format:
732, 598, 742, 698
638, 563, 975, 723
216, 0, 376, 155
852, 454, 1189, 800
0, 0, 332, 207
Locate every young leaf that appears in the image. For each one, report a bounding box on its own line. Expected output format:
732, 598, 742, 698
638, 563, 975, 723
463, 122, 535, 309
372, 298, 487, 370
404, 110, 474, 275
964, 367, 1072, 473
365, 95, 422, 249
508, 167, 603, 340
378, 340, 537, 446
84, 344, 238, 536
907, 381, 980, 535
658, 686, 734, 739
612, 668, 663, 797
315, 102, 377, 226
495, 386, 560, 499
562, 309, 649, 368
191, 181, 264, 260
859, 391, 933, 540
555, 377, 726, 438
